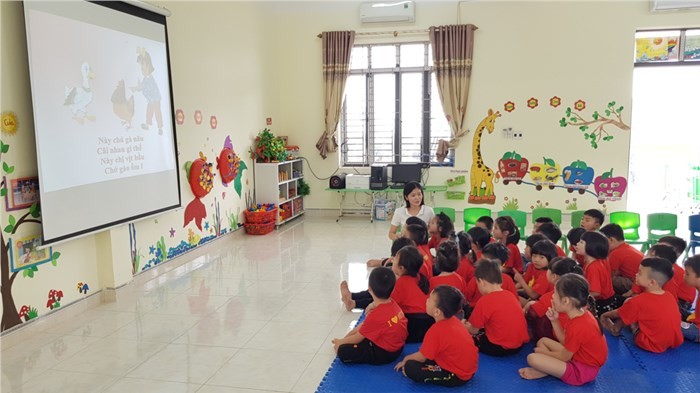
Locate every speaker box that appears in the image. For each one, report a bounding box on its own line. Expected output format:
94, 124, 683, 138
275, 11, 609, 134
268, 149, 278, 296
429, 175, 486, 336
329, 173, 347, 189
370, 165, 388, 190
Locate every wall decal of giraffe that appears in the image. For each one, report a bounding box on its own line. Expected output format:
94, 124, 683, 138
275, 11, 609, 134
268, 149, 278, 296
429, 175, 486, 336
468, 109, 501, 204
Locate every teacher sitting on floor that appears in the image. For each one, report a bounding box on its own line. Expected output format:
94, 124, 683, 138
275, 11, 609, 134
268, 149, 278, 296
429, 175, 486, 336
389, 181, 435, 240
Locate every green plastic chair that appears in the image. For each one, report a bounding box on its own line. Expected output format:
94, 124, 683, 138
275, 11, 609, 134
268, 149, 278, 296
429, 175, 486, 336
645, 213, 677, 251
532, 208, 563, 225
464, 207, 491, 231
571, 210, 585, 229
434, 207, 456, 223
498, 210, 526, 236
609, 211, 648, 249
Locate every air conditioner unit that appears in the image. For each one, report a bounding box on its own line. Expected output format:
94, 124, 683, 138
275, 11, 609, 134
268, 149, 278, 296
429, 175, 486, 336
651, 0, 700, 11
360, 1, 415, 23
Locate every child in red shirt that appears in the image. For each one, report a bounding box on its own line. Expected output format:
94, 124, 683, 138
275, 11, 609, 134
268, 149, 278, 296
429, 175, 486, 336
430, 240, 468, 296
566, 227, 586, 266
427, 212, 454, 251
656, 239, 698, 310
395, 286, 478, 387
681, 255, 700, 342
341, 237, 414, 311
493, 216, 523, 274
524, 257, 583, 342
520, 273, 608, 386
391, 245, 433, 343
467, 226, 490, 262
333, 267, 408, 364
464, 259, 529, 355
601, 257, 683, 352
575, 231, 620, 316
455, 231, 477, 283
403, 222, 434, 279
464, 243, 518, 310
600, 223, 644, 295
514, 239, 557, 305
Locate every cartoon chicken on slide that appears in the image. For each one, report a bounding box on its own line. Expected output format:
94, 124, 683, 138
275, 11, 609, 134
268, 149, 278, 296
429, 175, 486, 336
111, 80, 134, 130
64, 62, 95, 124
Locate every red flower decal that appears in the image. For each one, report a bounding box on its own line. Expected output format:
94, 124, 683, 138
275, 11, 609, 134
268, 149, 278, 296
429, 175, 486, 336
504, 101, 515, 113
574, 100, 586, 111
549, 96, 561, 108
194, 110, 203, 125
210, 116, 218, 129
527, 97, 538, 109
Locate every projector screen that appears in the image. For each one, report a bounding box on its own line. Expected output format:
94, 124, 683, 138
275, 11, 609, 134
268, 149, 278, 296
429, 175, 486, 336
23, 1, 181, 244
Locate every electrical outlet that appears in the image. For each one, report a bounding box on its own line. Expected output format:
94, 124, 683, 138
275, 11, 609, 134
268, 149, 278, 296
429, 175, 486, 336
513, 132, 524, 139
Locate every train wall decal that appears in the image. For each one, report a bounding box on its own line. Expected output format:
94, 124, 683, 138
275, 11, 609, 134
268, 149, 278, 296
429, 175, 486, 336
495, 151, 627, 204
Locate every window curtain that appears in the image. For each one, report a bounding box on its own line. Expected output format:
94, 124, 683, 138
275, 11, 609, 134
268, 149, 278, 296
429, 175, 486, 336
316, 31, 355, 159
429, 24, 478, 148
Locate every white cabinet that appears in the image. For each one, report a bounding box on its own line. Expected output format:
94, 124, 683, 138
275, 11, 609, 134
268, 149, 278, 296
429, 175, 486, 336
254, 159, 305, 225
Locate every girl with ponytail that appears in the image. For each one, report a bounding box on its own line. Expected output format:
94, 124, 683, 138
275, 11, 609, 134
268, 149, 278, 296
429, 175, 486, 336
519, 273, 608, 386
391, 246, 434, 342
493, 216, 523, 275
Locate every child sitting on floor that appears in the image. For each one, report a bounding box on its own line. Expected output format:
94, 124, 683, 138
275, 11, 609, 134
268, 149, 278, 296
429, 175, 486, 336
566, 227, 586, 263
390, 245, 433, 342
340, 237, 414, 311
427, 212, 454, 251
514, 239, 557, 305
575, 231, 620, 316
534, 222, 567, 257
430, 240, 468, 296
333, 267, 408, 364
524, 257, 583, 342
455, 231, 477, 283
600, 223, 644, 296
403, 221, 434, 278
464, 259, 530, 356
519, 273, 608, 386
654, 238, 697, 317
394, 285, 478, 387
681, 255, 700, 342
601, 257, 683, 353
475, 215, 495, 239
464, 243, 519, 311
532, 216, 553, 235
467, 226, 490, 261
493, 215, 523, 274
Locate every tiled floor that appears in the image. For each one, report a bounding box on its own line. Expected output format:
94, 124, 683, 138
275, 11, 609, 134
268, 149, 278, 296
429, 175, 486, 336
0, 214, 391, 393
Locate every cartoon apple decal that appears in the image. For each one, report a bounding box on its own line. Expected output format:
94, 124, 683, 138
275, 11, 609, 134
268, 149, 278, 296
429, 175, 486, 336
594, 168, 627, 203
563, 160, 595, 194
498, 151, 529, 185
529, 157, 560, 190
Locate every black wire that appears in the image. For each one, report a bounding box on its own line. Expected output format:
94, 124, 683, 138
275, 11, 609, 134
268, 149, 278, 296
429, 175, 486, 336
297, 156, 339, 180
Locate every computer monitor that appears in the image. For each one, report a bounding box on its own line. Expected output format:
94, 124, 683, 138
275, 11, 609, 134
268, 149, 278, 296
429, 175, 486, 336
390, 163, 422, 185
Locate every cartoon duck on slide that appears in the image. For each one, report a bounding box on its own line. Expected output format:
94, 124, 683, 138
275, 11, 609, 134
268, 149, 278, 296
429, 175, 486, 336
64, 62, 95, 124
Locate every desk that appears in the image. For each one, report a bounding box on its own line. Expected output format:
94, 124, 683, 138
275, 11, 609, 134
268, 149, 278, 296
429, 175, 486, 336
325, 186, 447, 222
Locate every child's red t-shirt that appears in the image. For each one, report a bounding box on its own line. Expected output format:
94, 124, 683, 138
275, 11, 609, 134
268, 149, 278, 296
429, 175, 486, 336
456, 255, 475, 283
670, 264, 697, 304
465, 274, 518, 307
555, 245, 566, 257
469, 290, 529, 349
564, 310, 608, 367
430, 273, 468, 296
417, 244, 434, 278
608, 243, 644, 279
522, 264, 552, 296
584, 259, 614, 300
391, 275, 429, 314
528, 290, 571, 328
359, 300, 408, 352
618, 291, 683, 353
505, 243, 523, 273
420, 316, 478, 381
427, 235, 447, 251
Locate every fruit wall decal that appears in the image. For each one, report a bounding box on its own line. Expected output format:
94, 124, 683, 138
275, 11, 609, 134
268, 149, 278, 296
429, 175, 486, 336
497, 151, 529, 185
559, 100, 630, 149
529, 157, 561, 191
593, 168, 627, 204
562, 160, 595, 194
184, 152, 215, 230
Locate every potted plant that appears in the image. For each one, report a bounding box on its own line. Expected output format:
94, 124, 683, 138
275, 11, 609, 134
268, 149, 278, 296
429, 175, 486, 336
250, 128, 287, 163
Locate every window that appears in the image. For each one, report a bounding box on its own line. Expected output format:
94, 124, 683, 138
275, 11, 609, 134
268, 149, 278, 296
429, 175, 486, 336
339, 42, 452, 166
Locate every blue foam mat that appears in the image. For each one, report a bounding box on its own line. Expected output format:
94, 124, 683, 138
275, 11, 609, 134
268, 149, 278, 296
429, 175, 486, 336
317, 329, 699, 393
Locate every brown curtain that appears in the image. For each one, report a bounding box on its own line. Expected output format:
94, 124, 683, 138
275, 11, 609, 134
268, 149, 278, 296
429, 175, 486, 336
429, 24, 478, 148
316, 31, 355, 159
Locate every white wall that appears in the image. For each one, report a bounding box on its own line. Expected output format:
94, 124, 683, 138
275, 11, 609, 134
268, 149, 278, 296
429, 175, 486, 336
0, 1, 268, 333
262, 0, 700, 219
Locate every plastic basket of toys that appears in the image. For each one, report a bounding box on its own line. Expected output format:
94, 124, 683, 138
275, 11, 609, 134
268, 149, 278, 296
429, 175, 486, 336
244, 221, 275, 235
244, 203, 278, 224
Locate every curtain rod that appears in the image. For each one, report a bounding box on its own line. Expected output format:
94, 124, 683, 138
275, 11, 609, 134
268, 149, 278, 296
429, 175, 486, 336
317, 29, 428, 38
